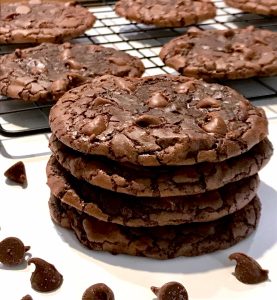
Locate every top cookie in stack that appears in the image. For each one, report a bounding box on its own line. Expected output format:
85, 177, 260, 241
47, 74, 273, 259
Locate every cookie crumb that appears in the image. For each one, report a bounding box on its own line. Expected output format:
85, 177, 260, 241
151, 281, 188, 300
0, 237, 30, 266
229, 252, 269, 284
28, 257, 63, 292
4, 161, 27, 185
82, 283, 115, 300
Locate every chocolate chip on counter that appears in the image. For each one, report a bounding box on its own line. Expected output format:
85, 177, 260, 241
0, 237, 30, 266
82, 283, 115, 300
28, 257, 63, 292
4, 161, 27, 185
151, 281, 189, 300
229, 252, 269, 284
21, 295, 33, 300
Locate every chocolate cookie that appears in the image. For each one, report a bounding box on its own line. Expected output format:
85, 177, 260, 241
49, 74, 268, 166
49, 135, 272, 197
225, 0, 277, 16
115, 0, 216, 27
0, 0, 95, 44
46, 155, 259, 227
160, 26, 277, 80
0, 43, 144, 102
49, 194, 261, 259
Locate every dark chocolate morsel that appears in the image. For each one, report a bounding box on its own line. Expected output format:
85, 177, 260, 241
4, 161, 27, 185
28, 257, 63, 292
0, 237, 30, 265
82, 283, 115, 300
229, 252, 269, 284
151, 281, 189, 300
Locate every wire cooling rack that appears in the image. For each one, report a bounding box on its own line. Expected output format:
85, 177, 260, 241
0, 0, 277, 137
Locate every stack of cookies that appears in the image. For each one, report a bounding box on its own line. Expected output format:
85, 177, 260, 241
47, 74, 273, 259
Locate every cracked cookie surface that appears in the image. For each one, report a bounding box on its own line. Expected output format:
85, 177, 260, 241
225, 0, 277, 16
160, 26, 277, 80
49, 193, 261, 258
47, 155, 259, 227
49, 74, 268, 166
49, 135, 272, 197
115, 0, 216, 27
0, 0, 95, 44
0, 43, 144, 102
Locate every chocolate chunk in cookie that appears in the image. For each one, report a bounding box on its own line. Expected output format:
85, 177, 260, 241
0, 43, 144, 102
225, 0, 277, 16
115, 0, 216, 27
160, 26, 277, 80
49, 134, 272, 197
49, 74, 268, 166
0, 1, 95, 44
49, 194, 261, 259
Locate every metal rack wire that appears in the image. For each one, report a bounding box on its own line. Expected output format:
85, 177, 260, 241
0, 0, 277, 137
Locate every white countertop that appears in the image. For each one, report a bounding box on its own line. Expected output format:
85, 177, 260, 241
0, 99, 277, 300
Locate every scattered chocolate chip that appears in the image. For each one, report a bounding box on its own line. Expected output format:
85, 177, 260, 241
82, 283, 115, 300
21, 295, 33, 300
4, 161, 27, 185
151, 281, 188, 300
229, 252, 269, 284
0, 237, 30, 266
28, 257, 63, 292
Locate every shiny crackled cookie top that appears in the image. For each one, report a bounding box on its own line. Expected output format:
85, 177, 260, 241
49, 74, 268, 166
0, 0, 95, 44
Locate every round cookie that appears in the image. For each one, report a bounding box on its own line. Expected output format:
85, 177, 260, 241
47, 155, 260, 227
160, 26, 277, 80
225, 0, 277, 16
0, 0, 95, 44
49, 74, 268, 166
0, 43, 144, 102
49, 134, 272, 197
115, 0, 216, 27
49, 194, 261, 259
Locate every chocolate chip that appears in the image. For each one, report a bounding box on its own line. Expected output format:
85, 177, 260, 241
21, 295, 33, 300
196, 97, 221, 109
147, 92, 169, 108
28, 257, 63, 292
0, 237, 30, 266
151, 281, 188, 300
81, 115, 108, 137
229, 252, 269, 284
82, 283, 115, 300
15, 5, 31, 14
4, 161, 27, 185
135, 114, 163, 127
202, 114, 227, 136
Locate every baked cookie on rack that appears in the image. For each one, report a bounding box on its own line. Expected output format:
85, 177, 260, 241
160, 26, 277, 80
0, 43, 144, 102
0, 0, 95, 44
114, 0, 216, 27
224, 0, 277, 16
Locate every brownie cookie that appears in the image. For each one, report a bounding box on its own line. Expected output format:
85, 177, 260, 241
0, 43, 144, 102
49, 135, 272, 197
47, 155, 259, 227
49, 194, 261, 259
115, 0, 216, 27
49, 74, 268, 166
0, 0, 95, 44
160, 26, 277, 80
225, 0, 277, 16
